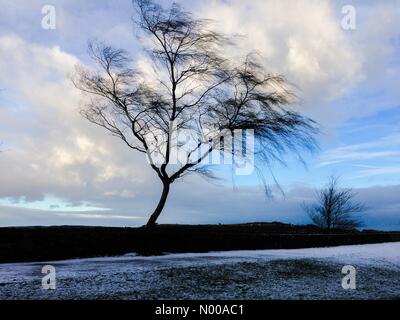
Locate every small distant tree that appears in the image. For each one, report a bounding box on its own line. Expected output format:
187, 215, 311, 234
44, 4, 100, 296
305, 176, 364, 230
74, 0, 318, 227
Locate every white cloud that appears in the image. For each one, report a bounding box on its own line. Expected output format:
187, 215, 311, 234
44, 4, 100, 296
0, 34, 154, 209
193, 0, 400, 127
319, 132, 400, 167
0, 195, 109, 212
352, 166, 400, 179
198, 0, 363, 106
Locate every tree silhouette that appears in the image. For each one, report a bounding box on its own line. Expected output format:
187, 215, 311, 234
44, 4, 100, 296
74, 0, 318, 227
305, 176, 364, 230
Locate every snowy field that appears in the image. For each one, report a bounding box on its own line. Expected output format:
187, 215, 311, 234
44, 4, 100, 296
0, 242, 399, 300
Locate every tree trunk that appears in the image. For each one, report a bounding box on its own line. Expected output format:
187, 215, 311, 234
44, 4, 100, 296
326, 211, 332, 229
146, 182, 170, 228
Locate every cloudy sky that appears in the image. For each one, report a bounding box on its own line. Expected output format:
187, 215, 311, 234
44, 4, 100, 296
0, 0, 399, 230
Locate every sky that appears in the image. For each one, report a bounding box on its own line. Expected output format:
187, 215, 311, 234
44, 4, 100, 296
0, 0, 399, 230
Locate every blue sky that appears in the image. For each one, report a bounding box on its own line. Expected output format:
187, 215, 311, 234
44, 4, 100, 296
0, 0, 399, 230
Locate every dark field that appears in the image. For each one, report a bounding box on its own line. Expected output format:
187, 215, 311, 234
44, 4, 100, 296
1, 222, 399, 263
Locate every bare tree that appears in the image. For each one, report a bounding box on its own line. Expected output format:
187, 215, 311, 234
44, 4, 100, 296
73, 0, 318, 228
305, 176, 364, 230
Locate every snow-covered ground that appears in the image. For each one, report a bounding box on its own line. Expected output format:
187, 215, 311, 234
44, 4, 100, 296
0, 242, 399, 300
